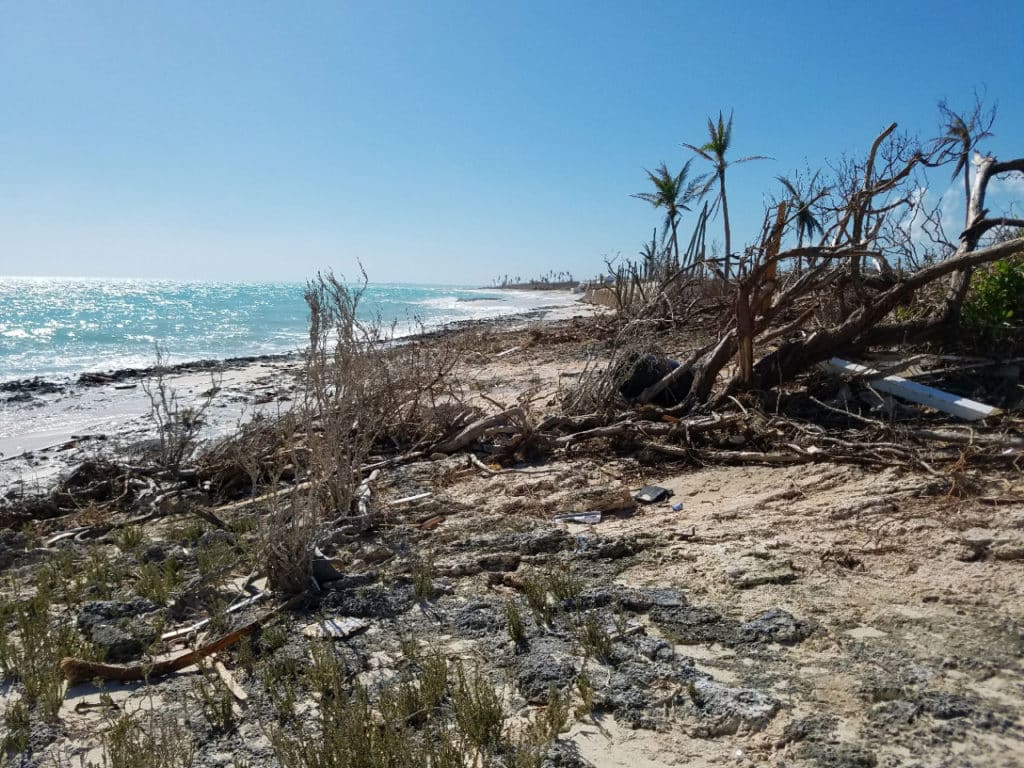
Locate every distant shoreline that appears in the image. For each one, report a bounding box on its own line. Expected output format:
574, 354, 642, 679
0, 297, 589, 397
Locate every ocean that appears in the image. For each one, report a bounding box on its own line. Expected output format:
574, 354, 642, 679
0, 278, 576, 383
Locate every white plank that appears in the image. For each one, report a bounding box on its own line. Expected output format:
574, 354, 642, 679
822, 358, 1001, 421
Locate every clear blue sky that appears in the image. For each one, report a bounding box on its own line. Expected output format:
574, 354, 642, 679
1, 1, 1021, 283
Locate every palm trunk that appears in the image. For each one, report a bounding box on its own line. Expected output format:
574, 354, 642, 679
671, 219, 681, 271
719, 171, 731, 282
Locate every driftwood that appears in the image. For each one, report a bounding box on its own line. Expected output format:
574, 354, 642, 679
61, 594, 306, 685
433, 408, 524, 454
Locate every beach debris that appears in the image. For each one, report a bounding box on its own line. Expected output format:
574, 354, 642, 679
388, 491, 431, 505
62, 593, 306, 685
494, 345, 521, 358
160, 590, 267, 642
213, 658, 249, 702
634, 485, 673, 504
312, 556, 347, 583
418, 515, 446, 531
671, 502, 684, 512
822, 358, 1001, 421
302, 617, 370, 640
619, 354, 692, 407
554, 512, 602, 524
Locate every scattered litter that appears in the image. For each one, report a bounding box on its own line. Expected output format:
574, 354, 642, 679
554, 512, 602, 524
418, 515, 446, 531
303, 617, 370, 640
389, 491, 432, 506
494, 345, 521, 358
213, 658, 249, 702
634, 485, 673, 504
671, 502, 684, 512
161, 591, 267, 642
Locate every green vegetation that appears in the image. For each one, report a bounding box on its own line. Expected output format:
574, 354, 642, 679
963, 252, 1024, 344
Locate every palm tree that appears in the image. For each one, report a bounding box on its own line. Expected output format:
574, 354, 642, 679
933, 99, 994, 227
632, 160, 699, 271
639, 228, 660, 280
684, 111, 769, 281
777, 174, 825, 274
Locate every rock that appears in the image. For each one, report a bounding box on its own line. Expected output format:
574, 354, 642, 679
725, 556, 798, 588
990, 542, 1024, 561
77, 598, 159, 631
541, 740, 595, 768
795, 742, 878, 768
89, 622, 155, 663
451, 600, 505, 638
921, 692, 973, 720
318, 584, 413, 619
778, 714, 839, 746
738, 608, 815, 645
0, 530, 30, 571
651, 605, 742, 645
198, 529, 235, 549
517, 529, 572, 555
515, 638, 578, 704
77, 598, 160, 663
476, 552, 521, 571
688, 679, 781, 736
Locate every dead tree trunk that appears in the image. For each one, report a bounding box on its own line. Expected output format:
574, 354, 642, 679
747, 236, 1024, 390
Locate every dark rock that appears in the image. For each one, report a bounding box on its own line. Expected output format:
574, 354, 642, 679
318, 584, 413, 619
541, 740, 595, 768
451, 600, 505, 638
921, 692, 972, 720
515, 638, 578, 704
631, 588, 687, 610
89, 622, 156, 663
738, 608, 816, 645
603, 656, 702, 728
518, 529, 573, 555
0, 530, 30, 570
77, 598, 159, 631
795, 742, 877, 768
651, 605, 742, 645
0, 377, 65, 396
687, 678, 781, 736
779, 714, 839, 745
77, 598, 160, 663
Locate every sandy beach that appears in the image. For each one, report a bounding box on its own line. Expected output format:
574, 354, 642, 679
1, 301, 1022, 767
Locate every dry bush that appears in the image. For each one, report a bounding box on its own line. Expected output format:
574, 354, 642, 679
302, 270, 392, 518
197, 410, 304, 501
560, 320, 675, 416
259, 492, 320, 595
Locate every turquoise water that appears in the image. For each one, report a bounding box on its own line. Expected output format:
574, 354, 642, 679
0, 278, 567, 382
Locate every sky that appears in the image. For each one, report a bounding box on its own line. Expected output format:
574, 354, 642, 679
0, 1, 1022, 284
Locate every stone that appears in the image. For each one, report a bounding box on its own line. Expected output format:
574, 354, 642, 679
515, 638, 578, 704
738, 608, 815, 645
688, 679, 781, 736
77, 597, 160, 663
725, 556, 798, 588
